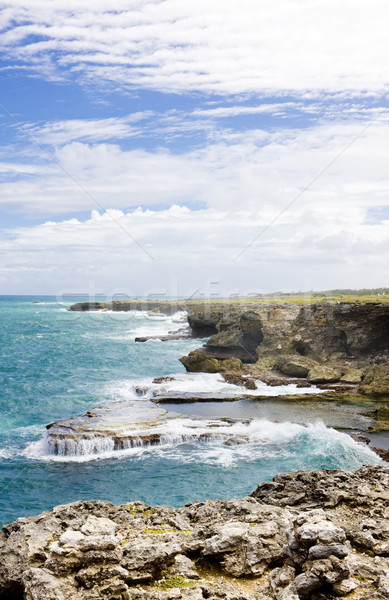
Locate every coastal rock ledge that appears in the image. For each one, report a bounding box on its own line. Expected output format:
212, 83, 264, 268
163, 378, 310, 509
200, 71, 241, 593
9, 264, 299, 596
1, 466, 389, 600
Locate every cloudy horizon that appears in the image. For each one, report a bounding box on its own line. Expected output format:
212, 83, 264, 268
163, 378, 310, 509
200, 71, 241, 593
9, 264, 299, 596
1, 0, 388, 296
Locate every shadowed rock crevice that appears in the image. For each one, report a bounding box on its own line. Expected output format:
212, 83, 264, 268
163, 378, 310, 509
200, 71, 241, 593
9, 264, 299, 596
0, 582, 24, 600
186, 318, 218, 338
292, 339, 309, 356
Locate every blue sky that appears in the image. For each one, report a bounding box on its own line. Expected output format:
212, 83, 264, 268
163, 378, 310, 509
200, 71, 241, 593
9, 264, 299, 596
0, 0, 388, 295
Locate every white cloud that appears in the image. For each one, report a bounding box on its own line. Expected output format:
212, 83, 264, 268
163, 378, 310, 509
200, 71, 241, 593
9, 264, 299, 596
2, 117, 389, 218
20, 113, 152, 146
2, 113, 389, 293
1, 201, 388, 295
1, 0, 389, 96
0, 161, 41, 175
2, 2, 388, 294
190, 103, 305, 119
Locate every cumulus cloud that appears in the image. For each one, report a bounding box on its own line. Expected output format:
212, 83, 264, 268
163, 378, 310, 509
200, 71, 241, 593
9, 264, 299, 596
1, 201, 388, 295
1, 0, 389, 96
2, 117, 389, 292
1, 1, 389, 293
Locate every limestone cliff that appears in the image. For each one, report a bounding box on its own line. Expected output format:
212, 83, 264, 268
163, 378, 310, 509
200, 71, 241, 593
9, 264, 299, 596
183, 302, 389, 396
188, 301, 389, 363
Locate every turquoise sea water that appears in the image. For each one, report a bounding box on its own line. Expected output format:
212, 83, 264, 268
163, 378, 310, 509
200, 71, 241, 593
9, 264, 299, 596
0, 296, 382, 526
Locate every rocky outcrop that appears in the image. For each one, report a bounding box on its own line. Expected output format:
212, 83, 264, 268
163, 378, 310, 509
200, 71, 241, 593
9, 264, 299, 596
201, 309, 265, 362
186, 304, 226, 336
369, 404, 389, 433
69, 300, 186, 315
179, 351, 220, 373
291, 302, 389, 358
359, 365, 389, 397
44, 401, 174, 456
1, 466, 388, 600
69, 299, 389, 398
179, 352, 244, 374
69, 300, 389, 362
275, 356, 316, 378
201, 305, 299, 363
184, 301, 388, 363
340, 367, 363, 383
250, 465, 389, 508
306, 366, 343, 384
221, 372, 258, 390
45, 407, 259, 457
135, 334, 192, 343
179, 302, 389, 399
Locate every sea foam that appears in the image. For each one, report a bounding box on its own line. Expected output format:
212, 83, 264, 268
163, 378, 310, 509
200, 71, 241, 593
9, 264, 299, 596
23, 415, 382, 472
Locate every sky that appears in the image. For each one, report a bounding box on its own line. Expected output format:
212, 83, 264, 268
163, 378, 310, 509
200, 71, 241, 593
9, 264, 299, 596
0, 0, 388, 297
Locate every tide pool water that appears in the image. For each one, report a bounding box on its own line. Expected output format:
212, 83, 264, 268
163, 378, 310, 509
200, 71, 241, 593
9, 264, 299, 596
0, 296, 382, 526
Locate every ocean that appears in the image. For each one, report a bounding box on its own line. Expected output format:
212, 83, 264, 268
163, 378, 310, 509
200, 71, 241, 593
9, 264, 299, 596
0, 296, 382, 526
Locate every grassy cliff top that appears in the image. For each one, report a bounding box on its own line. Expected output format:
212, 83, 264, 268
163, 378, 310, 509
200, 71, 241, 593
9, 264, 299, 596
187, 288, 389, 305
210, 294, 389, 305
69, 289, 389, 311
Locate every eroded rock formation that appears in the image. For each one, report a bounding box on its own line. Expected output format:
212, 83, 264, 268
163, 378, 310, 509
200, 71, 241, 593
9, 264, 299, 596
181, 302, 389, 397
68, 299, 389, 415
69, 299, 389, 372
1, 466, 389, 600
190, 301, 389, 365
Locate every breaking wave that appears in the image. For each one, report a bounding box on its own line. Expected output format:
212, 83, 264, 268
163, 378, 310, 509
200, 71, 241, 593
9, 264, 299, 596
103, 371, 326, 401
23, 418, 382, 473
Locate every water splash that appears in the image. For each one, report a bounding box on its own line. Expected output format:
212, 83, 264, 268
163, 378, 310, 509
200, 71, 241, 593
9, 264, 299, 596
24, 418, 382, 472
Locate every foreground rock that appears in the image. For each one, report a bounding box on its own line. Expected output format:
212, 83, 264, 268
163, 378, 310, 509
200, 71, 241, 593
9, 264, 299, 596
1, 466, 388, 600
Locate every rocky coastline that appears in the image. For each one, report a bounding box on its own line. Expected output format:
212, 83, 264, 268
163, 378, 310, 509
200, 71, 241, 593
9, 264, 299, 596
69, 299, 389, 383
1, 301, 388, 599
69, 300, 389, 436
1, 466, 389, 600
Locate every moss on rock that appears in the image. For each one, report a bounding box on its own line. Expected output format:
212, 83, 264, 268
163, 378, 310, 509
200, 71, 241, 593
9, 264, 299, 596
359, 365, 389, 398
218, 357, 243, 371
179, 351, 220, 373
275, 355, 317, 378
307, 365, 342, 384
